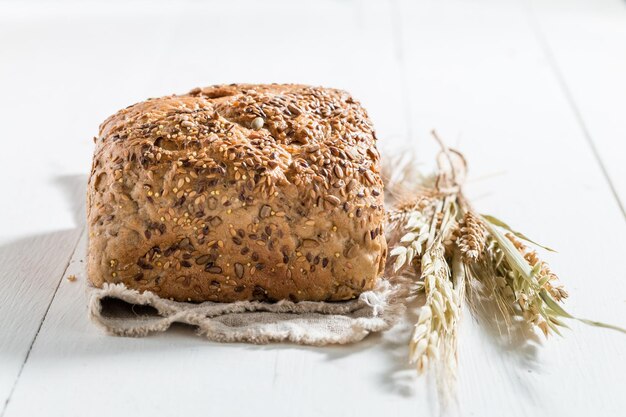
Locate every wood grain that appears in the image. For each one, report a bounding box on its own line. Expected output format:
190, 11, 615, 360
528, 0, 626, 217
0, 175, 85, 407
0, 228, 83, 411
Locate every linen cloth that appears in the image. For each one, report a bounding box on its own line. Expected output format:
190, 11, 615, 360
89, 280, 401, 345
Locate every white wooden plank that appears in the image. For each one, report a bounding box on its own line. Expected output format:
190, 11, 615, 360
527, 0, 626, 216
0, 227, 83, 411
397, 0, 626, 416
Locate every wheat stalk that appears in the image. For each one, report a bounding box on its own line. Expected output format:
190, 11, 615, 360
505, 233, 568, 302
388, 199, 436, 273
409, 242, 461, 375
456, 211, 487, 262
464, 241, 516, 334
479, 215, 626, 335
383, 132, 625, 406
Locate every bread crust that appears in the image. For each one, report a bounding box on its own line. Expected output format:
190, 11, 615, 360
87, 84, 386, 302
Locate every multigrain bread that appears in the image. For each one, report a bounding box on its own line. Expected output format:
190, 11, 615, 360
87, 84, 387, 302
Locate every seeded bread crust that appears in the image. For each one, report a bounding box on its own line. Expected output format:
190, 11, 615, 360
87, 84, 387, 302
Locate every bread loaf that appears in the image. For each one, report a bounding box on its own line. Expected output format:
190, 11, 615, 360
87, 84, 387, 302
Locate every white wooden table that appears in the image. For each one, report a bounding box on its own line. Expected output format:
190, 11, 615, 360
1, 1, 625, 416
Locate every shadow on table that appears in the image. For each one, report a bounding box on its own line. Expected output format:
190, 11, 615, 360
0, 174, 86, 289
0, 173, 87, 282
0, 174, 86, 361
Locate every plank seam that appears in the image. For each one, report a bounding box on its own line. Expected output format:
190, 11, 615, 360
524, 0, 626, 221
389, 0, 414, 143
0, 226, 85, 417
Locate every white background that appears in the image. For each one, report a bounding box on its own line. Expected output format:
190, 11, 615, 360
1, 0, 625, 416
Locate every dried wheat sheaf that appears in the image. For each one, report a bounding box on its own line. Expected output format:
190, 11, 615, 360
382, 131, 625, 399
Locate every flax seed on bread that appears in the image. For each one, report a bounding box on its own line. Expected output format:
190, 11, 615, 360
87, 84, 387, 302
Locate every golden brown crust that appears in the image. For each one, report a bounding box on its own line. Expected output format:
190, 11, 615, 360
87, 84, 386, 302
